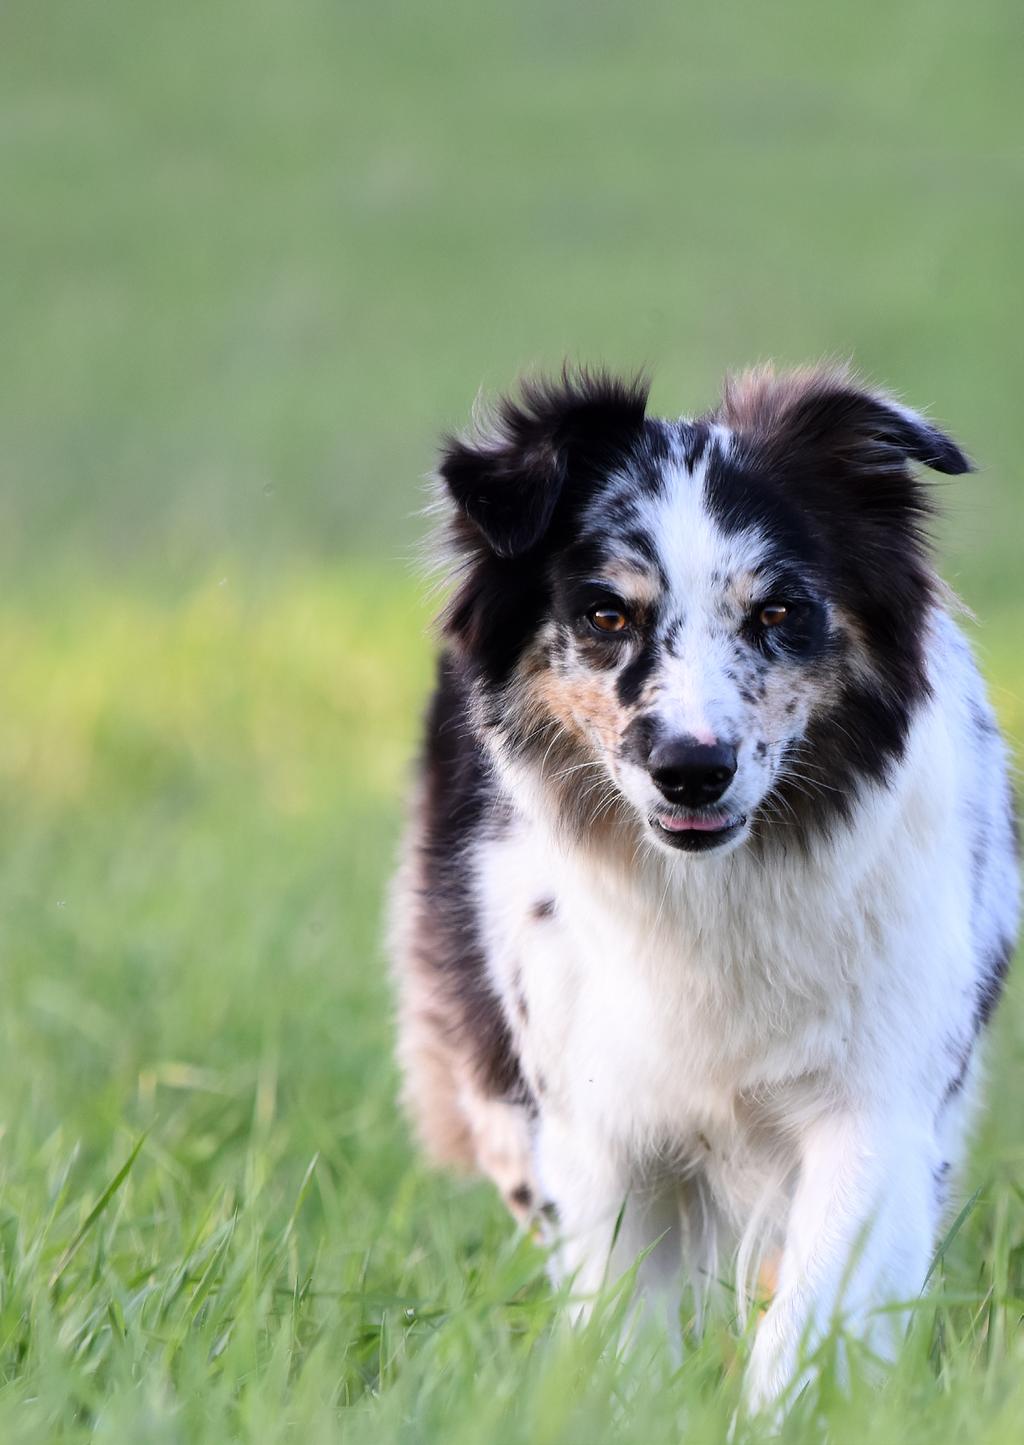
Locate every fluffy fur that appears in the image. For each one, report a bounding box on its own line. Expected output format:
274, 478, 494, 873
390, 363, 1019, 1410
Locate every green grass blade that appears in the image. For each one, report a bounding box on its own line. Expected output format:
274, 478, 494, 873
48, 1133, 148, 1290
925, 1187, 984, 1288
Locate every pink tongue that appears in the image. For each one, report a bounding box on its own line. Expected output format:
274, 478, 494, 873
658, 813, 732, 833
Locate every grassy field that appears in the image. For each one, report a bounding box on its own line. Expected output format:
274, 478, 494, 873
2, 0, 1023, 1439
1, 574, 1023, 1443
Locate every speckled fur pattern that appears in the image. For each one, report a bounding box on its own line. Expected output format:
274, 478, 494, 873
390, 363, 1019, 1411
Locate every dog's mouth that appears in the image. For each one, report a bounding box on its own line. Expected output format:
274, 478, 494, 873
649, 809, 747, 853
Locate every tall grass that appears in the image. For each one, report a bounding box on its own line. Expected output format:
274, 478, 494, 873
0, 571, 1022, 1441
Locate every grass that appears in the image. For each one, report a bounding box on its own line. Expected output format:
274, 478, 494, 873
2, 0, 1023, 1436
1, 570, 1023, 1442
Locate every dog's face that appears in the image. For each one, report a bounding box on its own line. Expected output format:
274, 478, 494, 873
540, 469, 836, 855
439, 366, 970, 856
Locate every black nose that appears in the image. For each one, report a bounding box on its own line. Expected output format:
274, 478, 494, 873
648, 737, 738, 808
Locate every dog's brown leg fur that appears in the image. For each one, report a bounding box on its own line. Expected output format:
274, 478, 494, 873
390, 811, 538, 1221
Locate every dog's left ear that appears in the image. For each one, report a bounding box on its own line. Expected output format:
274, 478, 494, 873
722, 365, 973, 480
440, 368, 649, 559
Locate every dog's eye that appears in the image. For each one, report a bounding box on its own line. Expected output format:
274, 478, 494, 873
758, 602, 789, 628
589, 606, 629, 635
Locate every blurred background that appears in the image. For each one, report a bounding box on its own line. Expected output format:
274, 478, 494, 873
4, 1, 1022, 583
0, 1, 1021, 1436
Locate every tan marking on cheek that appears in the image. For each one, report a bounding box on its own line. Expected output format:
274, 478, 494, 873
527, 667, 628, 754
510, 664, 639, 856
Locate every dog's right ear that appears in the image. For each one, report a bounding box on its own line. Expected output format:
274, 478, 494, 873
439, 369, 649, 559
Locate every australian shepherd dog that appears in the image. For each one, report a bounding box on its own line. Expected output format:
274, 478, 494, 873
390, 363, 1018, 1408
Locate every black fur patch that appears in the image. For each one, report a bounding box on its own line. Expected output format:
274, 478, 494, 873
440, 367, 649, 560
680, 421, 710, 471
440, 375, 650, 692
620, 712, 658, 770
703, 446, 825, 568
616, 640, 662, 707
756, 679, 920, 852
416, 653, 530, 1103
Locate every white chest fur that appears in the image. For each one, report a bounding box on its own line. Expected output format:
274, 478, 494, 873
473, 690, 979, 1221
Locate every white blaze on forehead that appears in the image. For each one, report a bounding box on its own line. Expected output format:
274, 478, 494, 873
634, 444, 771, 744
642, 449, 771, 623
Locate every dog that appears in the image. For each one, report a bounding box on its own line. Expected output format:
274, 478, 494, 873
390, 362, 1019, 1410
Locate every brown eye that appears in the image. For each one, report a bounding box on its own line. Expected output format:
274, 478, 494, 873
759, 602, 789, 628
589, 607, 629, 634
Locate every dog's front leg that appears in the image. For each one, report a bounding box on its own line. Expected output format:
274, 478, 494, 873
536, 1113, 685, 1331
745, 1107, 936, 1414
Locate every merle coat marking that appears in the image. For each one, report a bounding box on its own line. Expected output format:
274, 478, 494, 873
389, 363, 1019, 1410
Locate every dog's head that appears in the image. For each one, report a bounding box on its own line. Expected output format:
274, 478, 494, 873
436, 364, 971, 857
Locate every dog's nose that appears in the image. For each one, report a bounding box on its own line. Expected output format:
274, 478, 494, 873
648, 737, 738, 808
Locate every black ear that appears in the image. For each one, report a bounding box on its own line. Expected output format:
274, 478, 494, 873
439, 368, 649, 559
722, 364, 974, 480
785, 387, 973, 477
